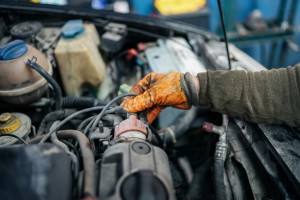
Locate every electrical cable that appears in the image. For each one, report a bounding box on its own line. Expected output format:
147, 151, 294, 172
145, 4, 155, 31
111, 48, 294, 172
0, 134, 28, 144
83, 107, 123, 135
83, 117, 98, 135
38, 105, 124, 143
217, 0, 232, 70
88, 93, 137, 134
50, 121, 70, 152
78, 116, 96, 132
62, 140, 81, 166
37, 109, 77, 136
62, 96, 107, 108
26, 57, 63, 110
38, 106, 104, 143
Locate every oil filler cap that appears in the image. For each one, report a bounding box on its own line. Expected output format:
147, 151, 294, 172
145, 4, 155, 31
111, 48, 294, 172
0, 40, 28, 60
0, 112, 21, 134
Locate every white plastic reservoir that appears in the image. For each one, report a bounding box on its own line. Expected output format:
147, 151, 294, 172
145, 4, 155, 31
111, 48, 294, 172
55, 20, 105, 96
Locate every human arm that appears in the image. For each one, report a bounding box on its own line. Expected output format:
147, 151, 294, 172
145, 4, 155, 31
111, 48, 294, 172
197, 65, 300, 126
122, 65, 300, 126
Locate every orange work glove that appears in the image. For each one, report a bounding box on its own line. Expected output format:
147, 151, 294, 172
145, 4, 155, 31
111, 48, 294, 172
122, 72, 199, 124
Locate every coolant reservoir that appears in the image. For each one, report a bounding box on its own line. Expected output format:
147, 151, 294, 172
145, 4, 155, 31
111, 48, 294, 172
0, 40, 52, 104
54, 20, 105, 96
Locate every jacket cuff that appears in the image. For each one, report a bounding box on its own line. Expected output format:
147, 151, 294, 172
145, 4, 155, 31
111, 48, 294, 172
197, 72, 210, 107
180, 72, 199, 106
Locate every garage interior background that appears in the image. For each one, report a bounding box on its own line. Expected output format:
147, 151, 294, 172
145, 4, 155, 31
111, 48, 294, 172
129, 0, 300, 69
34, 0, 300, 69
133, 0, 300, 69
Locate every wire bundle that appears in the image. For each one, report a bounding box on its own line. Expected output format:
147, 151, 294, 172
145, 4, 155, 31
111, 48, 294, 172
38, 93, 137, 143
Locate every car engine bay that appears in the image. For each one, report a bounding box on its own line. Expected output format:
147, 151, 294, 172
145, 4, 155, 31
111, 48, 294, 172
0, 4, 300, 200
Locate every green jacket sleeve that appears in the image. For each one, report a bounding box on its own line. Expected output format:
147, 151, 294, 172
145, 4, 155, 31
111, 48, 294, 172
197, 65, 300, 126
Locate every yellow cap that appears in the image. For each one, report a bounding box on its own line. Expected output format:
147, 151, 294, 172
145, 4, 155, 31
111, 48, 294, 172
155, 0, 206, 15
0, 113, 21, 134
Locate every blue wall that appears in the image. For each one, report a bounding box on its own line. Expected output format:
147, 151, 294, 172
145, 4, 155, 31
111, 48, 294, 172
208, 0, 300, 68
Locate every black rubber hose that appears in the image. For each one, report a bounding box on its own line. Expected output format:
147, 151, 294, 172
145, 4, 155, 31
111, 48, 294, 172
26, 58, 62, 110
149, 126, 164, 148
214, 159, 225, 200
157, 107, 198, 146
62, 97, 107, 108
37, 109, 77, 136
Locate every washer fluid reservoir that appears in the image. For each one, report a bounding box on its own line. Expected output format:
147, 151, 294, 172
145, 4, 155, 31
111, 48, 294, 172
54, 20, 106, 96
0, 40, 52, 104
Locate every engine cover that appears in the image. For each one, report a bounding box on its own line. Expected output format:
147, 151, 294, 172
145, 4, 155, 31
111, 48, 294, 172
99, 141, 175, 200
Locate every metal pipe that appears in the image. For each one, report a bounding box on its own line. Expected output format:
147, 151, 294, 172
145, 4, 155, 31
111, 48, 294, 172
202, 115, 228, 200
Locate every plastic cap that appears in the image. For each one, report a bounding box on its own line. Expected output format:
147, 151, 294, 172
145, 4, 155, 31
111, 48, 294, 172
0, 40, 28, 60
62, 19, 84, 38
0, 113, 12, 123
0, 113, 21, 134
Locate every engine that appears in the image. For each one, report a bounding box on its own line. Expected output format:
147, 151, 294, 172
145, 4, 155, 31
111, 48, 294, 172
0, 19, 200, 200
1, 10, 292, 200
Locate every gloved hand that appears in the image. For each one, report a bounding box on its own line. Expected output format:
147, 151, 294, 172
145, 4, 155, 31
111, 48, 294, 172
121, 72, 199, 124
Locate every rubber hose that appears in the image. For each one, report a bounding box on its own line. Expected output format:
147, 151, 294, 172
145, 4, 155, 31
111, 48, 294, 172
157, 107, 198, 146
50, 121, 69, 152
214, 159, 225, 200
26, 59, 62, 110
172, 107, 198, 137
37, 109, 77, 136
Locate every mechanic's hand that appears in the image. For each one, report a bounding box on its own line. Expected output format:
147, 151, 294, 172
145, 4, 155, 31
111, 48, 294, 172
121, 72, 191, 124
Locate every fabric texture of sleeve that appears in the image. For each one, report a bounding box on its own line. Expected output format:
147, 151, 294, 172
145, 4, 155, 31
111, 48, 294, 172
197, 65, 300, 126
